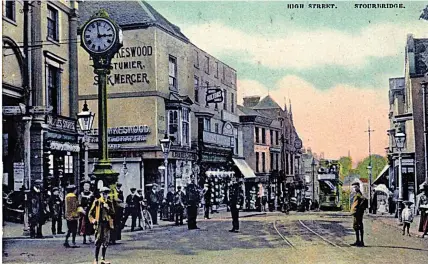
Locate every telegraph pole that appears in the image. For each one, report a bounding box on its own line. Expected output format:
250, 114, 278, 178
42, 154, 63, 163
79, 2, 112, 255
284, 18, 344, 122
365, 120, 375, 213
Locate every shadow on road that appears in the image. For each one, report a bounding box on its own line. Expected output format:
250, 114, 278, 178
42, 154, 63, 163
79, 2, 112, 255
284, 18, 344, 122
365, 245, 428, 252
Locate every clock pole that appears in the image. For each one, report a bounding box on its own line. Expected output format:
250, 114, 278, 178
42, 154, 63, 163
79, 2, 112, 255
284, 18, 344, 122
81, 10, 123, 191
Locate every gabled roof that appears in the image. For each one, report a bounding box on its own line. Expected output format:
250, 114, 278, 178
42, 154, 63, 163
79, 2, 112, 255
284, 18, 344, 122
237, 105, 263, 117
78, 0, 189, 42
253, 95, 282, 110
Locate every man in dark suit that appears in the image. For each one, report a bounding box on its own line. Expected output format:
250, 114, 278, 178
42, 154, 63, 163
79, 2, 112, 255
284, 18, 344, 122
229, 181, 244, 233
186, 177, 200, 230
174, 186, 186, 225
122, 187, 139, 231
149, 184, 159, 225
203, 184, 211, 219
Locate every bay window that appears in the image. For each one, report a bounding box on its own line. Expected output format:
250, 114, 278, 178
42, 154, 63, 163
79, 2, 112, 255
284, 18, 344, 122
167, 108, 191, 147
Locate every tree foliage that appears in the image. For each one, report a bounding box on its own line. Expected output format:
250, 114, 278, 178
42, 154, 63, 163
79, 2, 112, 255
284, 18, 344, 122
355, 155, 387, 180
338, 156, 352, 181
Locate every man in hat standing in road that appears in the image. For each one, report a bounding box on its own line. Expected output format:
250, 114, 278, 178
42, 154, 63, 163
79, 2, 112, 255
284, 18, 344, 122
49, 187, 64, 236
148, 184, 160, 225
186, 176, 200, 230
64, 185, 80, 248
229, 181, 243, 233
174, 186, 186, 225
122, 187, 139, 231
350, 181, 368, 247
28, 179, 45, 238
89, 186, 115, 264
136, 189, 144, 229
202, 183, 211, 219
166, 185, 175, 222
110, 182, 124, 244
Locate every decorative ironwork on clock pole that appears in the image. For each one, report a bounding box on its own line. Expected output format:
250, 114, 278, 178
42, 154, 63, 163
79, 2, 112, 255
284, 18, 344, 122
80, 9, 123, 188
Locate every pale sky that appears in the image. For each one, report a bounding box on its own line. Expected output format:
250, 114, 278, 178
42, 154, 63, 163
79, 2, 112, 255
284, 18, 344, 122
149, 0, 428, 164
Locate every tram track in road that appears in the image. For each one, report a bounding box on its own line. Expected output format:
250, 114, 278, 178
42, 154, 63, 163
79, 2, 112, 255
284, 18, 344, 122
272, 218, 365, 261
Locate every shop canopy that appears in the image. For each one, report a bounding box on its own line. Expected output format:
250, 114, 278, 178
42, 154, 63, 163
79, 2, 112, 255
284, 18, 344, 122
232, 158, 257, 179
373, 165, 389, 186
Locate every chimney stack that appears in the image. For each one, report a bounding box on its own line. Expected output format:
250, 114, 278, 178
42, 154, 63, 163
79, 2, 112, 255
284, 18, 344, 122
243, 96, 260, 108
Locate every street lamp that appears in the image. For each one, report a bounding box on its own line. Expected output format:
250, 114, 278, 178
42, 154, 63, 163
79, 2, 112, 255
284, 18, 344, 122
77, 100, 95, 182
160, 133, 171, 198
311, 158, 316, 209
395, 129, 406, 224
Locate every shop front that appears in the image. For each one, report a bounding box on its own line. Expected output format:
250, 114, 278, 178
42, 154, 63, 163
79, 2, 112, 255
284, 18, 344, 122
44, 115, 80, 192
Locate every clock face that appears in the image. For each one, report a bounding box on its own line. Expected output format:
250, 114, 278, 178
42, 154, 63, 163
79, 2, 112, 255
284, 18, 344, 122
82, 18, 116, 54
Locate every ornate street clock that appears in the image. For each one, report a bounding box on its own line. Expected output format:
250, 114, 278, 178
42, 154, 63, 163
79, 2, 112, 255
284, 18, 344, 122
80, 10, 123, 188
80, 12, 123, 67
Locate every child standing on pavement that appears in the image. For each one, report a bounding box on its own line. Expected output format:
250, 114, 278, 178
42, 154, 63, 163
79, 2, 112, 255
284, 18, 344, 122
402, 201, 414, 236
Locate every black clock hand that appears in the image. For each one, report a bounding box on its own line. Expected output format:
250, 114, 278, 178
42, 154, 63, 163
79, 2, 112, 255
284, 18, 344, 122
99, 34, 113, 37
96, 23, 100, 37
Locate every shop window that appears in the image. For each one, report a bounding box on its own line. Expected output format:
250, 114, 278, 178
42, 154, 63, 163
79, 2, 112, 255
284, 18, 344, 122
182, 108, 190, 146
168, 110, 179, 144
49, 154, 54, 177
204, 118, 211, 132
255, 127, 260, 143
262, 128, 266, 144
47, 65, 61, 115
169, 56, 177, 91
262, 152, 266, 172
194, 76, 199, 103
47, 5, 59, 41
256, 152, 260, 172
4, 0, 15, 21
64, 154, 73, 174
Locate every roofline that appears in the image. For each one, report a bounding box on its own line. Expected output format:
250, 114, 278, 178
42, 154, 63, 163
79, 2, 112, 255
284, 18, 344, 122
190, 43, 237, 73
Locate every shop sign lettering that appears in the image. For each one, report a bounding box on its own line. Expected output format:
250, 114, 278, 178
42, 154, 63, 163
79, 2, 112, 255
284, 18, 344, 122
91, 45, 153, 86
90, 125, 150, 136
206, 88, 223, 104
89, 135, 148, 143
171, 151, 196, 160
46, 115, 77, 133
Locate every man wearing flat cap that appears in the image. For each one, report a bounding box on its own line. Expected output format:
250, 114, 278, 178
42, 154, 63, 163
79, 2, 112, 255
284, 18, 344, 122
28, 179, 45, 238
49, 187, 64, 236
122, 187, 139, 231
89, 187, 115, 264
350, 181, 368, 247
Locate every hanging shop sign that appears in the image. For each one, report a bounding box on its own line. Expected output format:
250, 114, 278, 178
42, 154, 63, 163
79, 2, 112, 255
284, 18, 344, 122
49, 141, 80, 152
89, 125, 151, 143
46, 115, 77, 133
206, 88, 223, 104
171, 151, 197, 161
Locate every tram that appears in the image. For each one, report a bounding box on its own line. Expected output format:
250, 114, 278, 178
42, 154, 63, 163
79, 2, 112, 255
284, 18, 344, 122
317, 159, 342, 210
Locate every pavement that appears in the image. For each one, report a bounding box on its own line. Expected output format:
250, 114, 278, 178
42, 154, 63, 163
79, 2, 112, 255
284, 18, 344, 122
367, 213, 423, 237
4, 210, 428, 264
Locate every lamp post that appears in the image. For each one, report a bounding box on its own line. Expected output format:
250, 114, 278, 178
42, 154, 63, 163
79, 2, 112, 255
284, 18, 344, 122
160, 134, 171, 198
395, 129, 406, 224
421, 81, 428, 185
311, 158, 316, 208
77, 100, 95, 182
367, 165, 372, 207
